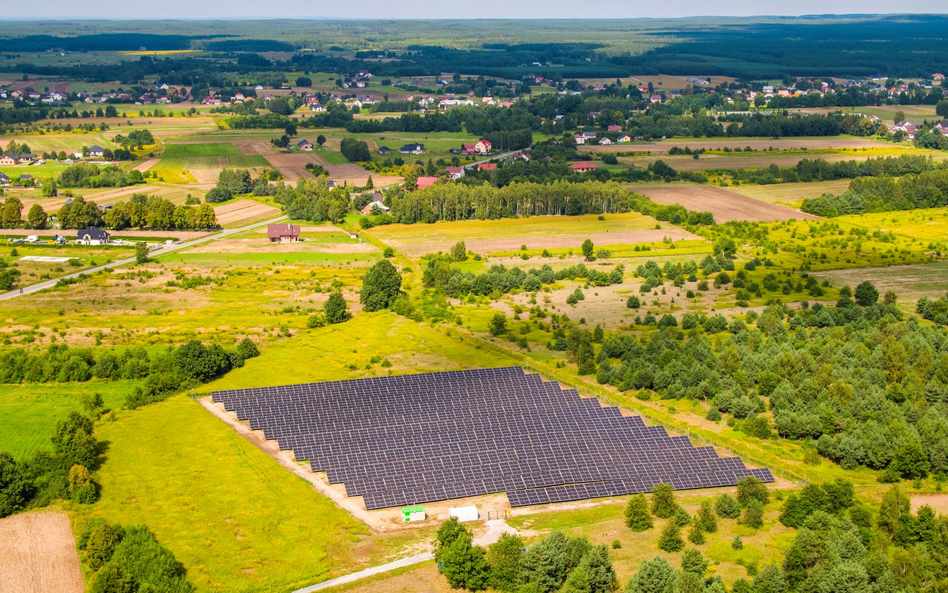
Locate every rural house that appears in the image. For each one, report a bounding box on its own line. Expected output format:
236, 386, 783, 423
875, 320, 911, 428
570, 162, 598, 173
474, 139, 492, 154
0, 154, 16, 166
267, 223, 301, 243
617, 135, 632, 143
75, 227, 110, 245
17, 153, 37, 164
86, 146, 106, 158
416, 176, 438, 190
378, 146, 391, 155
0, 172, 10, 186
445, 166, 464, 180
360, 200, 390, 215
297, 139, 314, 151
400, 143, 425, 155
478, 163, 497, 172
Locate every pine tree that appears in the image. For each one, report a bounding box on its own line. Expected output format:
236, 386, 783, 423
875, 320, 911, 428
716, 493, 741, 519
658, 521, 684, 553
651, 483, 677, 518
681, 548, 708, 576
697, 500, 718, 533
625, 494, 653, 531
687, 517, 705, 545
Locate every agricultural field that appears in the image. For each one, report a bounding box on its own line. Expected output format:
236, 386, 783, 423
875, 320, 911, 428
5, 16, 948, 593
366, 212, 698, 256
635, 185, 820, 222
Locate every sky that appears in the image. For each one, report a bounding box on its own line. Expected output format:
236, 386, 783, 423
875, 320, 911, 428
3, 1, 947, 19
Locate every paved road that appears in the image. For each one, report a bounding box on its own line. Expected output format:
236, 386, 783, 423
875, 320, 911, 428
291, 520, 517, 592
0, 214, 288, 301
463, 150, 521, 170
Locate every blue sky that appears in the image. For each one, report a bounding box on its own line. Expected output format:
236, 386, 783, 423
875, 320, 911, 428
2, 2, 946, 19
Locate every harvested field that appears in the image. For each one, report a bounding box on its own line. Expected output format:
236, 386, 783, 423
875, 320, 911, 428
726, 180, 853, 204
231, 138, 279, 155
582, 137, 893, 153
213, 199, 281, 226
636, 185, 820, 223
265, 153, 320, 181
190, 168, 223, 184
187, 237, 379, 255
0, 511, 83, 593
134, 158, 161, 172
813, 262, 948, 301
369, 213, 700, 256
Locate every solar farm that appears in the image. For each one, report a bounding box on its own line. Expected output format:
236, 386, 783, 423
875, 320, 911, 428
211, 367, 773, 511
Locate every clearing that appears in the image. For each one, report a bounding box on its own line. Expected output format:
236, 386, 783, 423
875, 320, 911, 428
367, 212, 698, 256
0, 511, 84, 593
636, 185, 820, 223
726, 180, 853, 205
813, 262, 948, 301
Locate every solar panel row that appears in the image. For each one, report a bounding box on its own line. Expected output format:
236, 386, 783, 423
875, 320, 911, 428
211, 367, 774, 510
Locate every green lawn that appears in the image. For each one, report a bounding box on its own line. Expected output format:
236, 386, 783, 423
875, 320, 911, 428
0, 381, 137, 460
81, 394, 371, 593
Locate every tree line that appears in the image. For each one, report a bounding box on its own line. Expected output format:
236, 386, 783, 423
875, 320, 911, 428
802, 168, 948, 216
54, 195, 218, 231
0, 339, 259, 409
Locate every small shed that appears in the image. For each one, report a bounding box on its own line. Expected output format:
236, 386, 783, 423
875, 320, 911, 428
401, 506, 426, 522
449, 506, 479, 523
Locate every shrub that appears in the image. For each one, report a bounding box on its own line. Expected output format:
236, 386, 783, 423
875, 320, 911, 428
658, 521, 684, 552
716, 494, 741, 519
737, 476, 769, 507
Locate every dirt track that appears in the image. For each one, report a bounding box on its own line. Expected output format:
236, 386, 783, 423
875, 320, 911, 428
0, 511, 84, 593
636, 185, 820, 223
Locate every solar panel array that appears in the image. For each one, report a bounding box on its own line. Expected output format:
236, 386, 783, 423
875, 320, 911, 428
211, 367, 773, 510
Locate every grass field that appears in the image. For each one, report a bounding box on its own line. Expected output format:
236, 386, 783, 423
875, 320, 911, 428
726, 180, 853, 206
163, 143, 243, 158
837, 208, 948, 243
81, 394, 372, 593
0, 382, 137, 460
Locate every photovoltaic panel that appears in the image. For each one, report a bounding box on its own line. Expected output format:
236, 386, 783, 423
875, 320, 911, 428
211, 367, 774, 510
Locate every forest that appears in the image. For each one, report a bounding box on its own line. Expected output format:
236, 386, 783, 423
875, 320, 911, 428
802, 169, 948, 216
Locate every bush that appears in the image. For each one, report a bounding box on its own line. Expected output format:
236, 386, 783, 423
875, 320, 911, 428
324, 291, 350, 324
658, 521, 684, 552
737, 476, 769, 507
741, 499, 764, 528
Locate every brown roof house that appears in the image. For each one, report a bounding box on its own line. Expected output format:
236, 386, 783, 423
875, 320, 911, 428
267, 223, 301, 243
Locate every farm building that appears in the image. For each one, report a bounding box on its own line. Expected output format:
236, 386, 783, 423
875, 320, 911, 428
570, 162, 598, 173
297, 139, 314, 151
75, 227, 110, 245
267, 223, 301, 243
400, 506, 426, 522
360, 200, 390, 215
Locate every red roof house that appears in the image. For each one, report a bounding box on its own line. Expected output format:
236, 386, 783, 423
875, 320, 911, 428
570, 162, 598, 173
478, 163, 497, 172
267, 223, 301, 243
416, 176, 439, 190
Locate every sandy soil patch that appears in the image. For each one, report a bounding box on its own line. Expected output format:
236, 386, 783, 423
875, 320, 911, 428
582, 137, 893, 154
911, 494, 948, 516
134, 158, 161, 172
636, 185, 819, 223
388, 228, 698, 257
0, 511, 83, 593
213, 200, 280, 226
